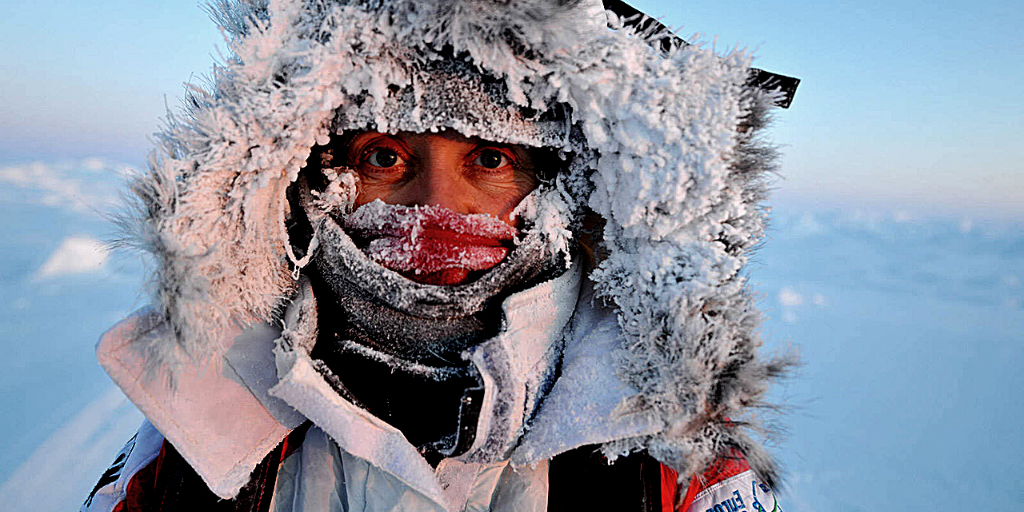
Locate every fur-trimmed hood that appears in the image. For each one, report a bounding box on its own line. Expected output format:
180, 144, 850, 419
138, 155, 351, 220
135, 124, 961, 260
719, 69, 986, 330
121, 0, 793, 487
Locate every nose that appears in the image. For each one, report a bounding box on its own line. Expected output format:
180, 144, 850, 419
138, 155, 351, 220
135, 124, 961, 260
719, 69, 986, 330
407, 159, 472, 214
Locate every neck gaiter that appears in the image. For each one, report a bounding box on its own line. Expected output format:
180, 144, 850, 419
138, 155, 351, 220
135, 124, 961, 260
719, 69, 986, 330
293, 178, 563, 464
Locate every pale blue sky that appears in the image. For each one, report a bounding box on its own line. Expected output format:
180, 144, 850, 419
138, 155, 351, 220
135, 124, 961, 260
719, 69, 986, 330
631, 0, 1024, 217
2, 0, 1021, 216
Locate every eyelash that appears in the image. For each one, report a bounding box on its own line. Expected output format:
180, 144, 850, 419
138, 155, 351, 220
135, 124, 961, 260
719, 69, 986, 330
358, 144, 406, 170
471, 148, 518, 171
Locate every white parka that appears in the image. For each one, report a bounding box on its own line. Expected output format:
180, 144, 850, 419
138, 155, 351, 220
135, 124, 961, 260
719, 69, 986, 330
85, 0, 795, 509
90, 258, 677, 510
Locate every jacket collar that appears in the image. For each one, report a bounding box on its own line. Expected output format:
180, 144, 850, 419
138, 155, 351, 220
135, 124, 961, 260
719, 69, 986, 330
512, 275, 662, 465
269, 258, 586, 504
98, 257, 655, 502
96, 313, 294, 499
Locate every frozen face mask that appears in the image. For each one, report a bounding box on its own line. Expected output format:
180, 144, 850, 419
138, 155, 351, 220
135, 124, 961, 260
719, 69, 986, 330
343, 201, 518, 286
290, 169, 569, 315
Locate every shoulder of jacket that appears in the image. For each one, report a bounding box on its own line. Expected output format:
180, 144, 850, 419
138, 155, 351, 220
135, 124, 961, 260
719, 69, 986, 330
678, 450, 783, 512
80, 421, 164, 512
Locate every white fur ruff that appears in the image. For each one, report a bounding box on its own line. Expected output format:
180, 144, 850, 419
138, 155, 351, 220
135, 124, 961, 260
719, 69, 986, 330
122, 0, 792, 485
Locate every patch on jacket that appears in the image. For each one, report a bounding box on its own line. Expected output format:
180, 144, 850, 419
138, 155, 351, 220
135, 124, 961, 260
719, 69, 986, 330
687, 470, 782, 512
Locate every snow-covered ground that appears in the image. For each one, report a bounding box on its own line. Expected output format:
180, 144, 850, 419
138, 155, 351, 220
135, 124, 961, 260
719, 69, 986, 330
0, 158, 1020, 510
755, 207, 1024, 511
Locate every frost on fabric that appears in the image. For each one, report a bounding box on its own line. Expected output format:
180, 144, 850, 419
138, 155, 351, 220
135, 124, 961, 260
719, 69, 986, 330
123, 0, 791, 484
311, 166, 359, 215
274, 256, 580, 477
345, 201, 517, 241
365, 238, 507, 274
343, 201, 517, 275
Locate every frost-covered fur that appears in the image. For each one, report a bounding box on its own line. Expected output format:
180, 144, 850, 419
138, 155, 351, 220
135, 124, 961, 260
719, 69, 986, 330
122, 0, 792, 485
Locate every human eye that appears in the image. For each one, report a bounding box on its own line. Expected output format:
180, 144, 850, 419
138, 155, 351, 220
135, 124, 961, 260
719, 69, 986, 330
473, 148, 513, 170
364, 147, 404, 169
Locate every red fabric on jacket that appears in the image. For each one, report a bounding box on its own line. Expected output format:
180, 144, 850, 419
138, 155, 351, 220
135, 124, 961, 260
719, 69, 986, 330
676, 449, 753, 511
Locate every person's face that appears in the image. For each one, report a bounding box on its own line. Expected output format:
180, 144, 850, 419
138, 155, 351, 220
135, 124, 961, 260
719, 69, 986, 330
344, 130, 540, 226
